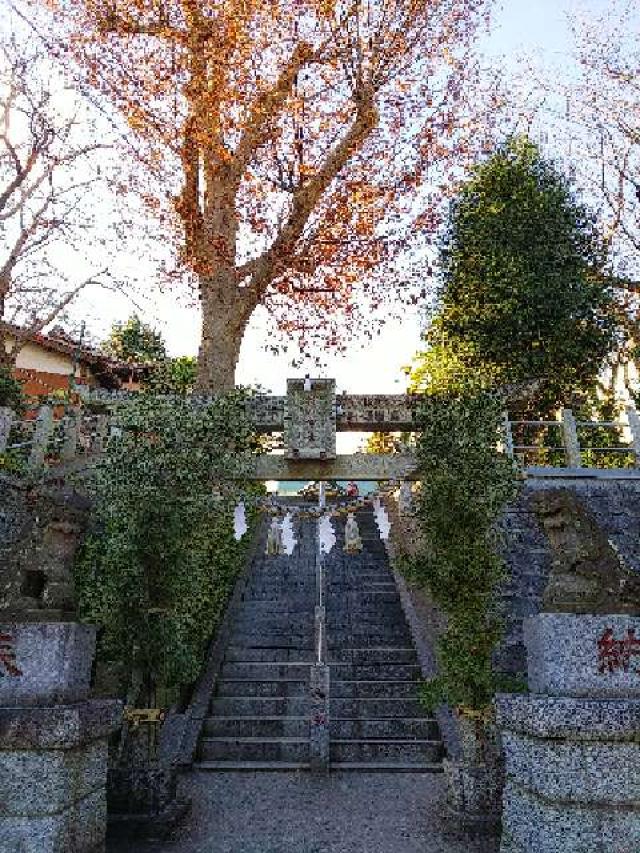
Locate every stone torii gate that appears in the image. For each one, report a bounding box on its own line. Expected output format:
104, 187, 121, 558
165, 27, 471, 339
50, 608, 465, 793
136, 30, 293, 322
246, 377, 419, 481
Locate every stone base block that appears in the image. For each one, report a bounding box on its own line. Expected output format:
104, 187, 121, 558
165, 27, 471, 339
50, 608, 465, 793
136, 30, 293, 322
0, 740, 107, 817
502, 730, 640, 805
500, 784, 640, 853
0, 699, 121, 853
497, 693, 640, 853
0, 788, 106, 853
524, 613, 640, 698
0, 622, 96, 706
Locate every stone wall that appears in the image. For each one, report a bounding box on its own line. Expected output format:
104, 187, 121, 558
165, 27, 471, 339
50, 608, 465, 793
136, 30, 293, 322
0, 474, 91, 620
385, 476, 640, 718
496, 478, 640, 679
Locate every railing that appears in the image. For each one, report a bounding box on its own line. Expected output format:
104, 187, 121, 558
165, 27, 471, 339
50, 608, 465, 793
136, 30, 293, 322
309, 514, 330, 773
0, 405, 110, 472
3, 400, 640, 476
503, 405, 640, 471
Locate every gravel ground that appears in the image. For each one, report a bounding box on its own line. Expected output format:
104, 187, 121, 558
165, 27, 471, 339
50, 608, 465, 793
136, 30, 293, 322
107, 771, 500, 853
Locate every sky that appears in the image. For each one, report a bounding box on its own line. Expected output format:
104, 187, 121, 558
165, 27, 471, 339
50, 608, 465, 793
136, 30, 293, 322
0, 0, 616, 397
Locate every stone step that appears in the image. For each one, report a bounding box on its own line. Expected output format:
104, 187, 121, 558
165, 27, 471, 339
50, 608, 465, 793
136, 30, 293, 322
199, 737, 309, 763
215, 679, 308, 698
330, 718, 439, 740
329, 762, 443, 773
221, 662, 312, 680
203, 716, 309, 739
326, 616, 409, 629
232, 619, 314, 632
228, 635, 314, 647
224, 647, 315, 663
194, 761, 310, 772
330, 698, 425, 718
328, 648, 419, 665
326, 592, 401, 603
327, 633, 413, 648
329, 664, 421, 681
327, 576, 394, 585
326, 601, 404, 613
330, 739, 443, 764
326, 597, 403, 608
210, 696, 310, 716
237, 603, 316, 613
331, 681, 421, 699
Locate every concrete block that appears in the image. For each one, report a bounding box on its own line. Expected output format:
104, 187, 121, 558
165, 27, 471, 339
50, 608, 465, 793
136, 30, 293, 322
0, 623, 96, 707
524, 613, 640, 697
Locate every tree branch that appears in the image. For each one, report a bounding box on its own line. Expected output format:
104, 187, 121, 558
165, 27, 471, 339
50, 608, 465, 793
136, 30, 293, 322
241, 89, 379, 297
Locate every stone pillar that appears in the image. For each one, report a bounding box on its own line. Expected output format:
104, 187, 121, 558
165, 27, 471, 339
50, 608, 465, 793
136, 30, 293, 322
0, 622, 122, 852
309, 663, 330, 773
501, 412, 514, 460
625, 403, 640, 466
28, 406, 54, 470
93, 416, 109, 455
497, 613, 640, 852
560, 408, 581, 468
0, 406, 14, 453
60, 411, 81, 463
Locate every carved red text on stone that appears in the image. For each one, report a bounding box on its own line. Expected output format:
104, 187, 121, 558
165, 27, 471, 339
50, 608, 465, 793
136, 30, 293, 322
0, 631, 23, 677
597, 627, 640, 675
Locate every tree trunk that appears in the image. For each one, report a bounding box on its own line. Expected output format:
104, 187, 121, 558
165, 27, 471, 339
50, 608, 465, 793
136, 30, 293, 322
196, 275, 254, 393
0, 292, 15, 372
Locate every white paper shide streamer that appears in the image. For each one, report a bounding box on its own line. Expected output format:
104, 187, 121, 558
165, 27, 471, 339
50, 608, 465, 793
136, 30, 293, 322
281, 513, 297, 555
318, 513, 336, 554
372, 497, 391, 541
233, 501, 248, 541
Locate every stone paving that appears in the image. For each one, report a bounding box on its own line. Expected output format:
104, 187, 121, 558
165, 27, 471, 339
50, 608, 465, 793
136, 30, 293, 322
107, 770, 500, 853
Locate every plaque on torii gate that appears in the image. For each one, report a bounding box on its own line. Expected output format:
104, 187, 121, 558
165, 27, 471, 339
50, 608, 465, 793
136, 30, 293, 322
283, 378, 337, 460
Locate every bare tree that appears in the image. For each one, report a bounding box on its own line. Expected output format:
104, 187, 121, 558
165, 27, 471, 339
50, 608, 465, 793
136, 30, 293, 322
0, 34, 122, 366
29, 0, 495, 392
571, 1, 640, 271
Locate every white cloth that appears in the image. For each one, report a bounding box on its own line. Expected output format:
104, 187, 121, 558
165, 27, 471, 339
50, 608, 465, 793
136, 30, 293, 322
344, 512, 363, 552
266, 518, 285, 555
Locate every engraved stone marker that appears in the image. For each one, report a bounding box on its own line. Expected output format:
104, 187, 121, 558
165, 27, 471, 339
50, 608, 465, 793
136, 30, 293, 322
283, 378, 336, 460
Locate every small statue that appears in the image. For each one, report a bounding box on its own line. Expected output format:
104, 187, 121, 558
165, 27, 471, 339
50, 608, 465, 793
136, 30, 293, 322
265, 517, 285, 556
532, 489, 640, 615
343, 512, 363, 554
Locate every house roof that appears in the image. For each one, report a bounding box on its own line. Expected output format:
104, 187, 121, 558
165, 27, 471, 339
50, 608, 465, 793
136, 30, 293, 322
2, 322, 152, 377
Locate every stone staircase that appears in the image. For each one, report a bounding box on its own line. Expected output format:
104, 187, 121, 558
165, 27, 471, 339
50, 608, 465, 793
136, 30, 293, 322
195, 519, 316, 770
326, 510, 443, 771
195, 506, 443, 772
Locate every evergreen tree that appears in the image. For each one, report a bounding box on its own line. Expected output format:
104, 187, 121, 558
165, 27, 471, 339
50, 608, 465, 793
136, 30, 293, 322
408, 138, 616, 413
104, 314, 167, 364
